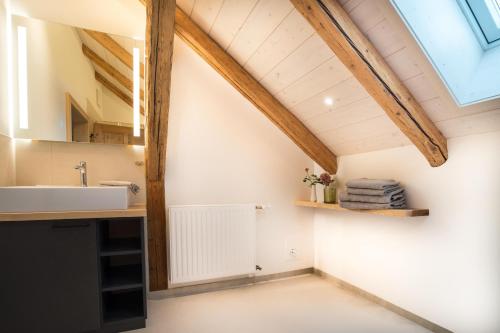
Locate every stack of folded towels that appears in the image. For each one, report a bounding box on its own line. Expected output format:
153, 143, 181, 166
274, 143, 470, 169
339, 178, 406, 209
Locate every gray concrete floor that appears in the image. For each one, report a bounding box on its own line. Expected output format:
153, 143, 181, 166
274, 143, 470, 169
135, 275, 431, 333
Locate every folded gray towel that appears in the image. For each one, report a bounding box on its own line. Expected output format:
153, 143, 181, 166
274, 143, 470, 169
339, 198, 407, 210
339, 190, 405, 204
346, 178, 399, 190
347, 185, 402, 196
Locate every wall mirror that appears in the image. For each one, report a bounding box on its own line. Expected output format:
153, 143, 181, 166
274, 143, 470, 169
11, 15, 145, 145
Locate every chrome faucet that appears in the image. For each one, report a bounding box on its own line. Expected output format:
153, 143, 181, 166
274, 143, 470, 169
74, 161, 88, 187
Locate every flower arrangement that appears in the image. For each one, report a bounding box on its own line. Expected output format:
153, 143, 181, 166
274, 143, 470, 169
303, 169, 337, 203
302, 168, 320, 187
319, 173, 335, 186
320, 173, 337, 204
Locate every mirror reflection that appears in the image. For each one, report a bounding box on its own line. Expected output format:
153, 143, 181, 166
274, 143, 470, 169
11, 15, 145, 145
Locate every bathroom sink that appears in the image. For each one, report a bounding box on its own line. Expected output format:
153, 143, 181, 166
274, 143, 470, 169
0, 186, 129, 213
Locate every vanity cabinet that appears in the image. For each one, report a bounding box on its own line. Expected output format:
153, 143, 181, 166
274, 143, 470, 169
0, 217, 146, 333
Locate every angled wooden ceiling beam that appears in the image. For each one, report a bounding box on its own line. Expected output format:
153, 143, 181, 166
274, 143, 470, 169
95, 71, 144, 115
292, 0, 447, 167
137, 2, 337, 173
82, 44, 145, 101
83, 29, 145, 79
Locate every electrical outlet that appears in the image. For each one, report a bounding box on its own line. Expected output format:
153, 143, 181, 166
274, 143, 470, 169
285, 237, 300, 260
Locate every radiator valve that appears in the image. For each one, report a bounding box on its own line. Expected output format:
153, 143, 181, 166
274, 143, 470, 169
256, 265, 262, 271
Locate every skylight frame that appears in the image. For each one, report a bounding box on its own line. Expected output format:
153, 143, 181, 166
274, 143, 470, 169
391, 0, 500, 106
457, 0, 500, 49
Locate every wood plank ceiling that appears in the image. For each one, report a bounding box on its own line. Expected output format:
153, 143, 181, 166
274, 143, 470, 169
173, 6, 338, 173
174, 0, 500, 157
291, 0, 447, 166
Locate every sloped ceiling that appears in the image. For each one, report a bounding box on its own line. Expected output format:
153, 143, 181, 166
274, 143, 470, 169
176, 0, 500, 156
12, 0, 500, 156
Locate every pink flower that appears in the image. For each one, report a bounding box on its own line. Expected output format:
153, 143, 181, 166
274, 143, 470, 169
319, 173, 333, 186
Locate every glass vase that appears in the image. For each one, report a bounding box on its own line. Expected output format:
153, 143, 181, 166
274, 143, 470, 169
310, 185, 317, 202
323, 183, 336, 204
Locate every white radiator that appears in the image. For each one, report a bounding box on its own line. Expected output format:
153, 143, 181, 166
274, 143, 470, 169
168, 204, 256, 286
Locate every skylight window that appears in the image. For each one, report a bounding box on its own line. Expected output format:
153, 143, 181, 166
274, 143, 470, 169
458, 0, 500, 48
392, 0, 500, 105
485, 0, 500, 28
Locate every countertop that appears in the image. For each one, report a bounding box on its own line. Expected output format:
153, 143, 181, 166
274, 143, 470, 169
0, 205, 147, 222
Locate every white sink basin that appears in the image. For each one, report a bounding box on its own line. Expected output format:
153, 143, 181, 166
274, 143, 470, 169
0, 186, 129, 213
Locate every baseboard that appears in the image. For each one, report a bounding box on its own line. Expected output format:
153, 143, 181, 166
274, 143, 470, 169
313, 268, 453, 333
149, 267, 314, 300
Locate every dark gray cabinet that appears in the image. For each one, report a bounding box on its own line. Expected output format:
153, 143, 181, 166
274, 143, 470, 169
0, 217, 146, 333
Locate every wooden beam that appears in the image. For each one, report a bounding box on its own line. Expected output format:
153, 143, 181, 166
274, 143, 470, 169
175, 7, 337, 173
144, 0, 175, 291
95, 71, 144, 115
291, 0, 447, 167
82, 44, 145, 101
83, 29, 145, 79
137, 0, 337, 173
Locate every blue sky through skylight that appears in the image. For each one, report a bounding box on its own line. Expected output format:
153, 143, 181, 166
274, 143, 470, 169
460, 0, 500, 47
485, 0, 500, 27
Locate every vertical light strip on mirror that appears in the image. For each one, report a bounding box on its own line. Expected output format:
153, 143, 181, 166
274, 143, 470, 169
17, 26, 28, 129
133, 47, 140, 137
5, 2, 14, 137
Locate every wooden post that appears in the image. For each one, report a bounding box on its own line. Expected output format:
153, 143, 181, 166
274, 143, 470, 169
144, 0, 175, 291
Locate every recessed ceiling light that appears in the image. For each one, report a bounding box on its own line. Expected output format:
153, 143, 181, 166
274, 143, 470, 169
324, 97, 334, 106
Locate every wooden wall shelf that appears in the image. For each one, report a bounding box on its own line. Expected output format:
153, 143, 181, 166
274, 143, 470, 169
295, 200, 429, 217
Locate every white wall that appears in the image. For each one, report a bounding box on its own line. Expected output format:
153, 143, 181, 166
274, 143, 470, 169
12, 16, 102, 141
166, 36, 315, 276
0, 134, 15, 186
0, 1, 15, 186
314, 131, 500, 333
100, 87, 146, 125
101, 88, 130, 124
